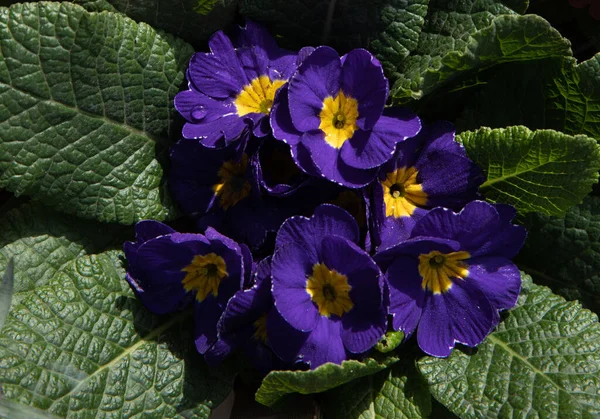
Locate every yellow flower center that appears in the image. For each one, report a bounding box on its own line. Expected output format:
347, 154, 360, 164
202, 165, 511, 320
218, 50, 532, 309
318, 90, 359, 149
212, 154, 252, 210
418, 250, 470, 294
181, 253, 228, 302
235, 76, 286, 116
253, 314, 268, 343
381, 167, 428, 218
306, 263, 353, 317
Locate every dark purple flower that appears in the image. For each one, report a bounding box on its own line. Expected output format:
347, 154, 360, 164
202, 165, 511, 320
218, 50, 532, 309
269, 205, 387, 368
170, 138, 252, 216
375, 201, 526, 357
175, 21, 297, 147
368, 122, 484, 251
124, 220, 251, 354
205, 257, 297, 373
252, 135, 309, 197
170, 137, 286, 249
271, 47, 421, 188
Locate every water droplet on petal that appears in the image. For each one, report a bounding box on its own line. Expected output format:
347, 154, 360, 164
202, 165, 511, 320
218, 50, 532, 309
191, 106, 207, 121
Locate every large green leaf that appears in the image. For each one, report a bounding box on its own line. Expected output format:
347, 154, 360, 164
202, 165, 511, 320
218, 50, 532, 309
390, 0, 537, 102
458, 126, 600, 216
517, 196, 600, 314
419, 14, 571, 98
0, 251, 235, 418
255, 356, 399, 407
73, 0, 238, 47
458, 54, 600, 140
0, 202, 124, 302
0, 2, 194, 224
239, 0, 429, 74
321, 357, 431, 419
418, 274, 600, 418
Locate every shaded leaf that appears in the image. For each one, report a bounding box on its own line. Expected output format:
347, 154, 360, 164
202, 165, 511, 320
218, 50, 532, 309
419, 14, 571, 98
193, 0, 220, 15
390, 0, 534, 102
239, 0, 429, 74
458, 126, 600, 216
0, 2, 194, 224
418, 274, 600, 418
517, 196, 600, 314
73, 0, 238, 47
458, 54, 600, 141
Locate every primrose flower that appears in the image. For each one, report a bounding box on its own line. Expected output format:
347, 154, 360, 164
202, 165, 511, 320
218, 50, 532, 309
271, 47, 421, 187
252, 136, 308, 197
375, 201, 526, 357
170, 138, 252, 215
205, 257, 296, 373
369, 122, 483, 250
269, 205, 387, 368
175, 21, 297, 147
169, 138, 287, 248
123, 220, 251, 354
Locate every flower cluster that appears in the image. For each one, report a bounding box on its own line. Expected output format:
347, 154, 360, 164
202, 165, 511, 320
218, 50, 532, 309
123, 22, 527, 371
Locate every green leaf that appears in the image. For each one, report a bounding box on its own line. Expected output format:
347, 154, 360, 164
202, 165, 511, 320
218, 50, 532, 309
239, 0, 429, 71
390, 0, 532, 102
0, 251, 235, 418
375, 330, 404, 353
458, 126, 600, 216
458, 54, 600, 141
321, 357, 431, 419
0, 398, 59, 419
0, 202, 125, 303
418, 274, 600, 418
193, 0, 220, 15
419, 14, 571, 98
517, 196, 600, 314
73, 0, 237, 47
64, 0, 117, 12
0, 258, 14, 330
0, 2, 194, 224
255, 356, 399, 407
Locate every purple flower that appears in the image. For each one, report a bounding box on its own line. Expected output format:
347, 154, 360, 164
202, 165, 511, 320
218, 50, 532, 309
169, 137, 286, 248
368, 122, 484, 251
170, 138, 252, 215
271, 46, 421, 188
205, 257, 298, 373
269, 205, 387, 368
124, 220, 251, 354
252, 135, 309, 197
175, 21, 297, 147
375, 201, 526, 357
